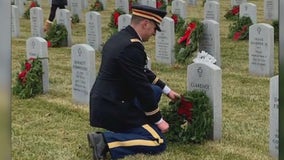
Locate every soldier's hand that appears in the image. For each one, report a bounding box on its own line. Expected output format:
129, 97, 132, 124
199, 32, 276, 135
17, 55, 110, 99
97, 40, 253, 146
167, 90, 180, 101
156, 119, 169, 133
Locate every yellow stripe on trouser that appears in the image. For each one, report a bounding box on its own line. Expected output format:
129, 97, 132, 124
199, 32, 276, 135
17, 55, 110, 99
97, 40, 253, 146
108, 124, 164, 149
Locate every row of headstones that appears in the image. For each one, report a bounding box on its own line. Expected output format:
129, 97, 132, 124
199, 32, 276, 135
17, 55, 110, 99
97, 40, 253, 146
11, 0, 279, 38
229, 0, 278, 21
12, 3, 277, 77
158, 17, 276, 77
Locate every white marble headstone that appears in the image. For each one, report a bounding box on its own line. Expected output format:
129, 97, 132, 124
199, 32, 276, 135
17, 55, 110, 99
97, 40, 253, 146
155, 17, 175, 65
30, 7, 43, 37
12, 5, 20, 38
204, 1, 220, 23
115, 0, 129, 14
14, 0, 24, 16
171, 0, 187, 19
249, 23, 274, 77
269, 75, 279, 159
231, 0, 246, 7
140, 0, 156, 8
199, 20, 221, 67
188, 0, 197, 6
81, 0, 88, 9
86, 11, 102, 52
34, 0, 41, 6
264, 0, 278, 21
56, 9, 72, 47
118, 14, 132, 31
100, 0, 107, 9
70, 0, 83, 21
71, 44, 96, 105
26, 37, 49, 93
240, 2, 257, 24
187, 62, 222, 140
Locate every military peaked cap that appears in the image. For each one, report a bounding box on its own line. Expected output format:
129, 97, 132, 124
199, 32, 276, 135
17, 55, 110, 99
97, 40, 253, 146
132, 5, 167, 31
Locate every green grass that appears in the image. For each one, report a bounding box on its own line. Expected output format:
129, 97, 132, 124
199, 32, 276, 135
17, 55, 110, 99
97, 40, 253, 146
12, 0, 279, 159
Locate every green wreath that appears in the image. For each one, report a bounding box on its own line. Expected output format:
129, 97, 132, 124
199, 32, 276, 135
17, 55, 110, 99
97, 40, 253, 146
227, 16, 253, 41
45, 22, 68, 47
171, 14, 185, 33
90, 0, 104, 11
108, 8, 126, 36
71, 14, 80, 24
224, 5, 240, 21
156, 0, 167, 11
174, 19, 203, 64
162, 90, 213, 144
13, 58, 44, 99
23, 0, 40, 19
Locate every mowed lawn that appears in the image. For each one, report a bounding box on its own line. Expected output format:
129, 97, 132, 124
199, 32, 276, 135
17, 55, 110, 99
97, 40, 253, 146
12, 0, 279, 159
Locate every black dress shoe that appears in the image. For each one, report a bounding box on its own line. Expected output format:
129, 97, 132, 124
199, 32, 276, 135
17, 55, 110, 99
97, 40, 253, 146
87, 132, 108, 160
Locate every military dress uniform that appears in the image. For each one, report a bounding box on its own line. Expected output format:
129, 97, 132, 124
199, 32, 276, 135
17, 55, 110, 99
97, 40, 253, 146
89, 5, 169, 159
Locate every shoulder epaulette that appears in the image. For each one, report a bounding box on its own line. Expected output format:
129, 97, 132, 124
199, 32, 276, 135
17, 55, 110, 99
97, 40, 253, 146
130, 38, 142, 44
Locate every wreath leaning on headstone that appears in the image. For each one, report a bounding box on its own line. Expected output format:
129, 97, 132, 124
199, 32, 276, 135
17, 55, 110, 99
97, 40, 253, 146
174, 19, 203, 64
224, 5, 240, 21
90, 0, 104, 11
71, 14, 80, 24
171, 14, 185, 33
162, 90, 213, 144
156, 0, 167, 11
227, 16, 253, 41
23, 0, 40, 19
13, 57, 44, 99
45, 22, 68, 47
108, 8, 126, 36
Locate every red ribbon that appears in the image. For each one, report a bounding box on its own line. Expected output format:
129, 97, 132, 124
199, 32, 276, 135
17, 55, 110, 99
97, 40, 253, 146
113, 11, 120, 27
177, 96, 193, 122
171, 14, 178, 25
156, 1, 163, 9
177, 22, 197, 46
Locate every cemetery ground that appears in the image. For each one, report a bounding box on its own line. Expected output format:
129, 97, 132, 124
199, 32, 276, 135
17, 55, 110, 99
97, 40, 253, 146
11, 0, 279, 160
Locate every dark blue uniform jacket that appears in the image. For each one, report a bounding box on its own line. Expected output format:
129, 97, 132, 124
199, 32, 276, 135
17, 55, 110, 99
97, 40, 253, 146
89, 26, 166, 132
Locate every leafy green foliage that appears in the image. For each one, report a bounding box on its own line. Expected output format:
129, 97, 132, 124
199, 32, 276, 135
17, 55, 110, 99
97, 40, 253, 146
108, 8, 125, 36
13, 58, 43, 99
90, 0, 104, 11
23, 0, 40, 19
171, 14, 186, 33
45, 22, 68, 47
227, 16, 253, 40
224, 5, 240, 21
162, 90, 213, 144
174, 19, 203, 64
71, 14, 80, 24
156, 0, 167, 11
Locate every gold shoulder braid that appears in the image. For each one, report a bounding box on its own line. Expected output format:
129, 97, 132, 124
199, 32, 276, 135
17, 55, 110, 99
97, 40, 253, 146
130, 38, 142, 44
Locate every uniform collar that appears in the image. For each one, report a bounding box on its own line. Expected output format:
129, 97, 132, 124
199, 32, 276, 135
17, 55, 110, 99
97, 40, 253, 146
126, 25, 143, 42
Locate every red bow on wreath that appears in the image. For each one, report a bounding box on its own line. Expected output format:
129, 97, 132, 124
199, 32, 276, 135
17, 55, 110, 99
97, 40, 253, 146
171, 14, 178, 25
30, 1, 37, 8
231, 5, 240, 15
233, 25, 248, 41
18, 58, 35, 84
177, 22, 197, 46
113, 11, 121, 27
177, 96, 193, 122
